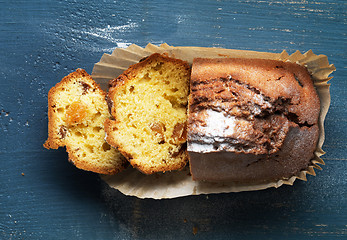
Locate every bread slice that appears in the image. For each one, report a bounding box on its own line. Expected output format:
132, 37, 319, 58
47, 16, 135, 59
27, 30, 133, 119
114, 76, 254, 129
105, 53, 191, 174
44, 69, 127, 174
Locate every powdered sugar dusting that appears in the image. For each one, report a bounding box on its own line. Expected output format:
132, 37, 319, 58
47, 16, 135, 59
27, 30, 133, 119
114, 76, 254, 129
188, 110, 236, 152
203, 109, 236, 137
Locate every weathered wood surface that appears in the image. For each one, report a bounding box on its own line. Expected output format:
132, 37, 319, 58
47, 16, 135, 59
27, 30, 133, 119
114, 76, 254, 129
0, 0, 346, 239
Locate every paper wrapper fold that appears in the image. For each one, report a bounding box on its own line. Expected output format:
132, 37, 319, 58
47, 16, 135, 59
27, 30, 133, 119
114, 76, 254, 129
92, 43, 335, 199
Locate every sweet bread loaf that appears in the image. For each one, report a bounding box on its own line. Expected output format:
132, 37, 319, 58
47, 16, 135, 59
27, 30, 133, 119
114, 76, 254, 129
44, 69, 127, 174
188, 58, 320, 183
105, 53, 191, 174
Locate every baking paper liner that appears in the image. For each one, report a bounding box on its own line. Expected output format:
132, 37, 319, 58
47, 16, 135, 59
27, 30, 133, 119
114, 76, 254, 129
92, 43, 335, 199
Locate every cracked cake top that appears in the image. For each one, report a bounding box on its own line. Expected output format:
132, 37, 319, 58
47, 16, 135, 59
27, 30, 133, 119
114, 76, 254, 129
189, 57, 320, 126
188, 58, 320, 182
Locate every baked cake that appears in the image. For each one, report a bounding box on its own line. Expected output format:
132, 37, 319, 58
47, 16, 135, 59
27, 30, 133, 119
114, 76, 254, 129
44, 69, 127, 174
104, 53, 191, 174
188, 58, 320, 183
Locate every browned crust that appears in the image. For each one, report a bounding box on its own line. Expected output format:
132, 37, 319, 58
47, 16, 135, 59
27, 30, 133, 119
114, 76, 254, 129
65, 144, 128, 175
43, 69, 127, 175
191, 58, 320, 125
109, 53, 190, 89
132, 155, 188, 175
105, 53, 190, 174
188, 58, 321, 183
189, 124, 319, 183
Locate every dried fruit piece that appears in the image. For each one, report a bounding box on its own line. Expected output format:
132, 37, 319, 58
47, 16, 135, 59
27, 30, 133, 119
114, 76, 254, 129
150, 122, 166, 144
58, 125, 67, 139
79, 81, 91, 94
171, 122, 187, 144
66, 101, 88, 125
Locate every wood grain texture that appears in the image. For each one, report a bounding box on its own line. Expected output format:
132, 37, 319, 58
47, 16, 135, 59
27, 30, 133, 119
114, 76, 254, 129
0, 0, 346, 239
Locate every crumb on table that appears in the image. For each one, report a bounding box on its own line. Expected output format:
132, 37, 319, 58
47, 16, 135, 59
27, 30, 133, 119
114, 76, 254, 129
192, 226, 198, 235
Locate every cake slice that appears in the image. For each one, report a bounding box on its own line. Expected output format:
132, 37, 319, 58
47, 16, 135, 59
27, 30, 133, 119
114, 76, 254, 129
188, 58, 320, 183
44, 69, 127, 174
104, 53, 191, 174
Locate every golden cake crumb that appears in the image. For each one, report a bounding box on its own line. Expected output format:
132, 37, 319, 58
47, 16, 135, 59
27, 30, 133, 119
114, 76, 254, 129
43, 69, 127, 175
105, 54, 191, 174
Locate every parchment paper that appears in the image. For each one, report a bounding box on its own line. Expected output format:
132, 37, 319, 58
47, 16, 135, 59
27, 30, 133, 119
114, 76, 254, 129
92, 43, 335, 199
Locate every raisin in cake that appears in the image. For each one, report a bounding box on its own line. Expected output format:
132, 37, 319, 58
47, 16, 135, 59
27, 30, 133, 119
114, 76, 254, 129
188, 58, 320, 183
104, 53, 190, 174
44, 69, 127, 174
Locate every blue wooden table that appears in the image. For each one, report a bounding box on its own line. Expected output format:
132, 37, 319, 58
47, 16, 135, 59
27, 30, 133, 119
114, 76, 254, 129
1, 0, 346, 239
